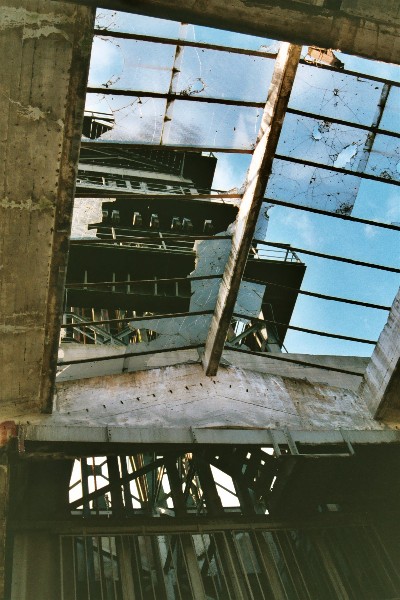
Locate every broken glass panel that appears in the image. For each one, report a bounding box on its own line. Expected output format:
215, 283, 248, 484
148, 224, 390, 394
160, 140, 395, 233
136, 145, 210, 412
365, 134, 400, 183
89, 37, 275, 104
266, 158, 361, 213
277, 113, 369, 170
95, 8, 281, 53
379, 86, 400, 134
89, 37, 176, 93
95, 9, 181, 38
85, 93, 166, 143
331, 49, 400, 82
176, 47, 274, 102
165, 101, 262, 149
289, 64, 385, 126
123, 234, 265, 354
185, 23, 281, 52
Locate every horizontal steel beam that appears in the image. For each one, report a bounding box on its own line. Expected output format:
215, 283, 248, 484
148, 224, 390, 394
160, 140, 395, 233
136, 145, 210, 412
255, 240, 400, 273
92, 29, 400, 88
232, 312, 377, 345
275, 154, 400, 188
21, 424, 400, 447
10, 511, 400, 533
86, 87, 400, 139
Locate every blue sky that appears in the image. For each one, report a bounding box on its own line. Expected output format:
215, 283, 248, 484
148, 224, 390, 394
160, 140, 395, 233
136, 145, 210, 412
87, 10, 400, 357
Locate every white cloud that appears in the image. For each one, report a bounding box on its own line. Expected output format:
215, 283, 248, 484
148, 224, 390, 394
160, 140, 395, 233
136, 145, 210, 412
385, 193, 400, 224
364, 224, 378, 239
280, 211, 317, 247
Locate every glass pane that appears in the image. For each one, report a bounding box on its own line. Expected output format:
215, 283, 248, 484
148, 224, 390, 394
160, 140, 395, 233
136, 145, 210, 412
290, 64, 386, 127
266, 158, 361, 213
176, 47, 274, 102
95, 8, 281, 52
95, 8, 181, 38
167, 101, 262, 149
85, 93, 166, 143
366, 134, 400, 183
89, 37, 176, 93
380, 86, 400, 134
277, 113, 369, 170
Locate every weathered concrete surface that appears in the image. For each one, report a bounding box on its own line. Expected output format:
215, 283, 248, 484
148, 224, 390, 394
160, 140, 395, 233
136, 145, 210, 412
223, 350, 368, 392
50, 363, 384, 431
57, 343, 367, 391
1, 357, 385, 433
57, 345, 202, 381
68, 0, 400, 64
0, 1, 94, 413
360, 288, 400, 422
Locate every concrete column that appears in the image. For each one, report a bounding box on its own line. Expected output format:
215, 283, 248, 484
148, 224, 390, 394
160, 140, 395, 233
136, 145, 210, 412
0, 0, 95, 415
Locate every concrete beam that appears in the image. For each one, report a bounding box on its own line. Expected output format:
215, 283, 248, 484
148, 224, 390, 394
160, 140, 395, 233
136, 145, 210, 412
67, 0, 400, 64
203, 43, 301, 376
0, 1, 94, 414
359, 288, 400, 422
2, 360, 388, 433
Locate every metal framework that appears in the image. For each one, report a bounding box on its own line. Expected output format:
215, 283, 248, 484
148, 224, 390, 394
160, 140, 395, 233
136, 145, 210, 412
9, 441, 400, 599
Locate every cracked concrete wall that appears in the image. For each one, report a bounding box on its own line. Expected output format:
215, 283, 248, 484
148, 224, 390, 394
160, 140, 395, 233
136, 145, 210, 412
0, 351, 382, 432
38, 361, 388, 432
0, 0, 95, 413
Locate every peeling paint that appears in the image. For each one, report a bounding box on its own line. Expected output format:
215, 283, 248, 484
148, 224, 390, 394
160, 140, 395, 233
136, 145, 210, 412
0, 196, 54, 211
6, 96, 68, 129
0, 7, 73, 34
15, 102, 46, 121
23, 24, 70, 41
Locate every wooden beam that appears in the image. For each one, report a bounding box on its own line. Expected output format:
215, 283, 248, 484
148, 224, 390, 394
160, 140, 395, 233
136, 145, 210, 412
202, 43, 301, 376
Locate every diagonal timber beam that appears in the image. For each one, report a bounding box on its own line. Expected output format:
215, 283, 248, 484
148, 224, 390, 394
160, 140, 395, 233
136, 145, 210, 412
202, 43, 301, 376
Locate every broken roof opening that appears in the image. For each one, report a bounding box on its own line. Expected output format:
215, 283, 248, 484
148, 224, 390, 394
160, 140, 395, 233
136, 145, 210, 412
64, 7, 399, 376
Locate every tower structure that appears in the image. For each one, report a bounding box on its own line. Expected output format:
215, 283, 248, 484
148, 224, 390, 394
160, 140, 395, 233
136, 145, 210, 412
64, 143, 305, 355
